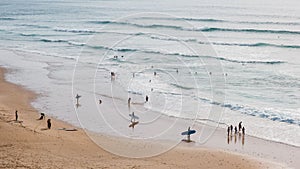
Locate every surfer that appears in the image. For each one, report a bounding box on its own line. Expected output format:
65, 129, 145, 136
99, 99, 102, 104
145, 95, 149, 102
176, 69, 178, 73
75, 94, 81, 106
47, 119, 51, 129
129, 112, 139, 128
154, 72, 157, 76
238, 121, 242, 132
242, 126, 245, 135
130, 112, 135, 122
128, 98, 131, 107
187, 127, 191, 142
38, 113, 45, 120
15, 110, 18, 121
111, 72, 115, 77
110, 72, 116, 81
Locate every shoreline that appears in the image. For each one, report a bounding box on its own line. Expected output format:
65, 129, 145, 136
0, 66, 292, 169
2, 47, 299, 149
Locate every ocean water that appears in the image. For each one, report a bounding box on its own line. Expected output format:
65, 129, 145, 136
0, 0, 299, 147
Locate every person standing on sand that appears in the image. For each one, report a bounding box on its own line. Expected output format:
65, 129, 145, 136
234, 126, 238, 134
242, 126, 245, 135
230, 125, 233, 135
239, 121, 242, 132
15, 110, 18, 121
47, 119, 51, 129
227, 126, 230, 136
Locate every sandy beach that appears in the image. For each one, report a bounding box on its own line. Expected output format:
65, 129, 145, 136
0, 66, 291, 169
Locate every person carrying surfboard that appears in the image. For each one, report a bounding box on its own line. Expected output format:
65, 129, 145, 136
181, 127, 196, 142
129, 112, 139, 128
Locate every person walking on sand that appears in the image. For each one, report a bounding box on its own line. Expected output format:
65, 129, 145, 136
242, 126, 245, 135
230, 125, 233, 134
15, 110, 18, 121
47, 119, 51, 129
239, 121, 242, 132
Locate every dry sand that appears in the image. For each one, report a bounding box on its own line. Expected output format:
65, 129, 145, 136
0, 67, 286, 169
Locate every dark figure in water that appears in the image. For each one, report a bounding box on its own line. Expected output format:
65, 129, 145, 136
238, 121, 242, 132
154, 72, 157, 76
230, 125, 233, 134
38, 113, 45, 120
242, 126, 245, 135
234, 126, 238, 134
15, 110, 18, 121
227, 126, 230, 136
47, 119, 51, 129
111, 72, 116, 80
99, 99, 102, 104
145, 95, 149, 102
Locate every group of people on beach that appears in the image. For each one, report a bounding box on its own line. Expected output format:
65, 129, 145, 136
227, 121, 245, 136
14, 110, 51, 130
227, 121, 245, 145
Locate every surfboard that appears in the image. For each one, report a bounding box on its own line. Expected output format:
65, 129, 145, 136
129, 114, 139, 120
129, 121, 139, 128
181, 130, 196, 135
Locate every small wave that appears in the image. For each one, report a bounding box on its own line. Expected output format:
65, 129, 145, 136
17, 24, 51, 29
195, 97, 300, 126
54, 28, 97, 34
200, 27, 300, 35
141, 16, 300, 26
221, 103, 300, 126
170, 83, 194, 90
149, 34, 300, 49
0, 17, 16, 21
88, 20, 300, 35
40, 39, 68, 43
39, 38, 86, 47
